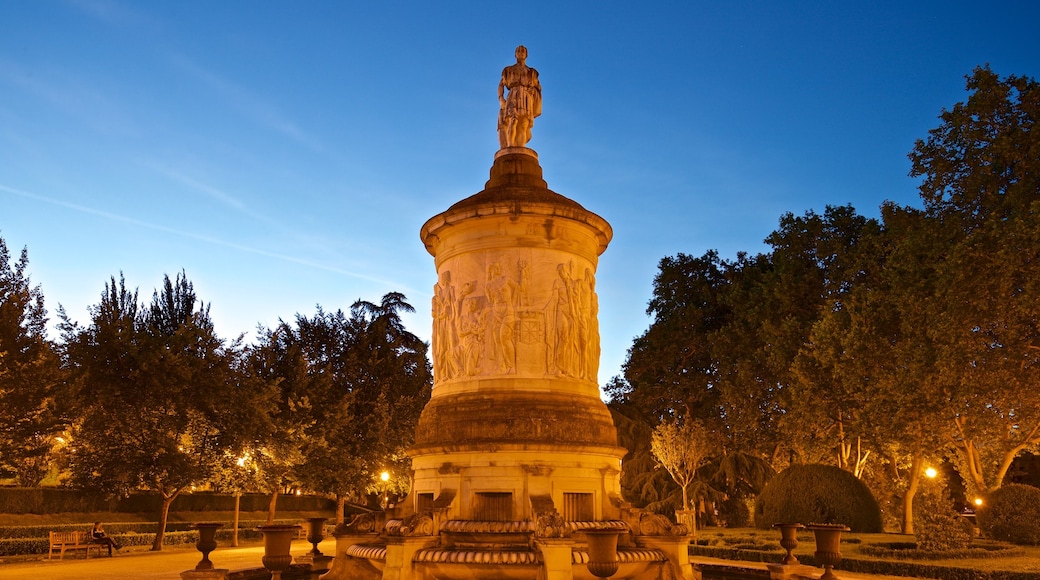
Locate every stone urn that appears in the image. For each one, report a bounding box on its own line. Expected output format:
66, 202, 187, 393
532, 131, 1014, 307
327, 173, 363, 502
807, 523, 849, 580
305, 517, 328, 556
257, 524, 301, 580
772, 522, 804, 565
193, 522, 223, 571
584, 528, 621, 578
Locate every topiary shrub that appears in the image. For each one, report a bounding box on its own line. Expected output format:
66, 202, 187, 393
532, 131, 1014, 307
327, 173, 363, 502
977, 483, 1040, 545
913, 480, 973, 551
754, 464, 883, 532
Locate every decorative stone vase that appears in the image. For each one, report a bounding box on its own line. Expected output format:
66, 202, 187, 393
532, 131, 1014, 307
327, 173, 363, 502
772, 522, 804, 565
807, 523, 849, 580
584, 528, 621, 578
257, 524, 300, 580
306, 517, 328, 556
193, 522, 223, 571
674, 509, 696, 535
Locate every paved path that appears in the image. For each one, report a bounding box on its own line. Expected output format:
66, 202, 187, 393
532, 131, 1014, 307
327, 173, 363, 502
0, 543, 923, 580
0, 538, 335, 580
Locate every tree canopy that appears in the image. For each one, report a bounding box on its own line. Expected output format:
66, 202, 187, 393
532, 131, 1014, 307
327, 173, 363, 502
0, 237, 65, 486
613, 67, 1040, 532
59, 272, 264, 549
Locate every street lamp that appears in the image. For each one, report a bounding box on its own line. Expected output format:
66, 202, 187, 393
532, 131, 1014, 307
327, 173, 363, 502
380, 471, 391, 509
925, 467, 938, 478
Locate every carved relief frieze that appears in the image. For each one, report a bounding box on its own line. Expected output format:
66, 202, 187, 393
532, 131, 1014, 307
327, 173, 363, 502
431, 250, 601, 384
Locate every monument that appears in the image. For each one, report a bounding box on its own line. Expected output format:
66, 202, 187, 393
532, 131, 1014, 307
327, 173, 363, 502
322, 47, 698, 580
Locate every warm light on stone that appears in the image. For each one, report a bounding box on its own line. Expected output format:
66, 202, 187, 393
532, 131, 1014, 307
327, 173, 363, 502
322, 47, 697, 580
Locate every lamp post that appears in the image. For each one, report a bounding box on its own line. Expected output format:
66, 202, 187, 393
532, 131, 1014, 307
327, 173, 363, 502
379, 471, 391, 509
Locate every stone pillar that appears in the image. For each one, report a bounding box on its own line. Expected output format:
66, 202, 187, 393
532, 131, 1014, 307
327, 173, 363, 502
536, 538, 576, 580
380, 537, 433, 580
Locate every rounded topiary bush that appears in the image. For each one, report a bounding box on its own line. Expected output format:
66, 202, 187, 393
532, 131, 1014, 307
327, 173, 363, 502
977, 483, 1040, 545
754, 464, 883, 532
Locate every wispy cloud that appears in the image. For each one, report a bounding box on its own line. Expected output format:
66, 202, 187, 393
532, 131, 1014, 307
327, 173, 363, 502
0, 58, 138, 137
139, 161, 346, 259
143, 162, 250, 212
170, 56, 326, 153
0, 183, 397, 287
65, 0, 158, 32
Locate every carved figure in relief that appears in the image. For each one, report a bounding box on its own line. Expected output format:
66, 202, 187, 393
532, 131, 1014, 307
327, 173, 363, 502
573, 263, 591, 379
432, 271, 460, 380
458, 298, 487, 376
585, 268, 601, 381
485, 260, 526, 374
498, 45, 542, 149
545, 263, 578, 377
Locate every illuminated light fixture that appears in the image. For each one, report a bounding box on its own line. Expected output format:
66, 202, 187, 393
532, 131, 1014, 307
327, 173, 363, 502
381, 471, 390, 482
974, 497, 983, 507
925, 467, 938, 478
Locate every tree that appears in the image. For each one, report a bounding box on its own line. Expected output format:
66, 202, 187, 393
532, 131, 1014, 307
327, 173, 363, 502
0, 235, 65, 486
650, 419, 715, 515
616, 251, 731, 430
909, 67, 1040, 494
794, 204, 949, 533
761, 206, 881, 468
251, 293, 432, 522
60, 272, 251, 550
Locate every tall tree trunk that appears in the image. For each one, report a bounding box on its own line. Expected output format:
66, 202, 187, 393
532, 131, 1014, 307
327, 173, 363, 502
267, 489, 280, 524
151, 490, 180, 551
952, 416, 989, 494
232, 492, 241, 547
901, 452, 923, 535
852, 437, 870, 478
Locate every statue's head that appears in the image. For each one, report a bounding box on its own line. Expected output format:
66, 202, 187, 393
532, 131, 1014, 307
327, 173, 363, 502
515, 45, 528, 62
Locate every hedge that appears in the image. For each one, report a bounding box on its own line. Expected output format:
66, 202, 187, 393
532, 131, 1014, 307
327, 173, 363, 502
754, 464, 883, 532
977, 484, 1040, 545
689, 544, 1040, 580
0, 520, 286, 557
0, 488, 335, 515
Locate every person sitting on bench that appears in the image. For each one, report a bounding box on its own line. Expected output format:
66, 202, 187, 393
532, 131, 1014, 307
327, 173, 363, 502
90, 522, 121, 556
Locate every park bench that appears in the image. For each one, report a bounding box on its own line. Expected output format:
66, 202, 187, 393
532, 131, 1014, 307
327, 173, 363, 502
48, 530, 107, 559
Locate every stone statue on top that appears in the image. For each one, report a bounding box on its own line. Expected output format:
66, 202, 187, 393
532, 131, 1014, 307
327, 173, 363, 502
498, 45, 542, 149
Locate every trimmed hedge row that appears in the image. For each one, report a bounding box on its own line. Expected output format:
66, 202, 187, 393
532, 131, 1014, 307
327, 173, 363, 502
0, 519, 297, 540
689, 543, 1040, 580
859, 541, 1025, 560
0, 521, 285, 557
0, 521, 195, 539
0, 488, 335, 515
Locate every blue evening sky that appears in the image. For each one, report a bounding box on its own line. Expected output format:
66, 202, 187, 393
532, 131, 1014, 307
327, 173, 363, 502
2, 1, 1038, 389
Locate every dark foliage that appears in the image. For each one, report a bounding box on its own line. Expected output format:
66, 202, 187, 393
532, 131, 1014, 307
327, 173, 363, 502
754, 464, 883, 532
977, 483, 1040, 545
912, 478, 973, 551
